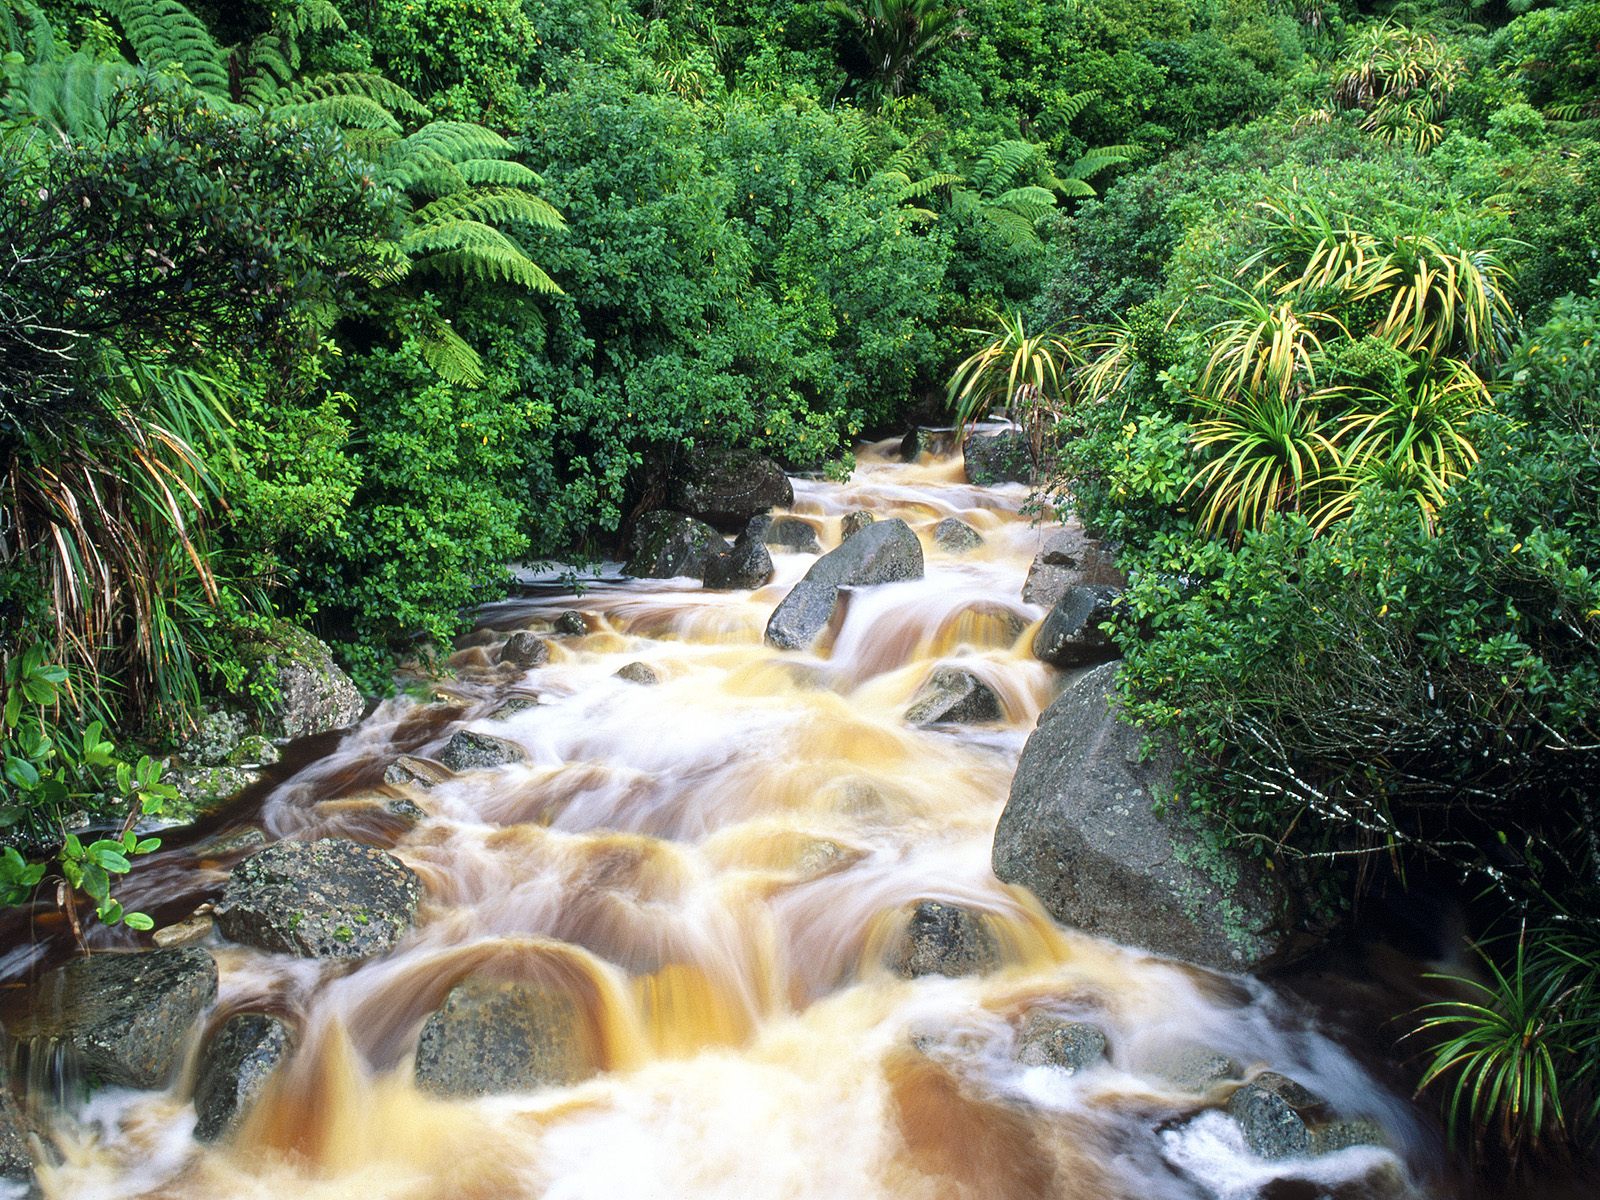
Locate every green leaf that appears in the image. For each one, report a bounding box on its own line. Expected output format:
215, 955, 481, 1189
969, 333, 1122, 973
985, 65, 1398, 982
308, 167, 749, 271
4, 757, 40, 789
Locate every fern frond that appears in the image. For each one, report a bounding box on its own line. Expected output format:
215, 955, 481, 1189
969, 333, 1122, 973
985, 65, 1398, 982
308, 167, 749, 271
278, 71, 427, 118
1063, 148, 1131, 181
983, 205, 1044, 249
412, 186, 565, 231
974, 139, 1041, 196
275, 92, 401, 132
108, 0, 229, 98
12, 53, 137, 137
452, 157, 541, 187
403, 219, 563, 292
1047, 88, 1098, 124
896, 170, 960, 199
402, 308, 486, 387
3, 1, 57, 61
402, 120, 514, 164
236, 37, 293, 106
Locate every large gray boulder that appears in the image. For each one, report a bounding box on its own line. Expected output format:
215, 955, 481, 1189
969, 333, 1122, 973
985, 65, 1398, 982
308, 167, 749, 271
884, 901, 999, 979
438, 729, 525, 772
704, 532, 775, 590
668, 448, 793, 530
7, 948, 217, 1090
414, 977, 600, 1096
499, 632, 549, 669
748, 514, 822, 554
216, 838, 419, 960
1032, 585, 1121, 668
963, 430, 1032, 485
905, 668, 1003, 726
765, 518, 924, 650
623, 511, 727, 580
992, 664, 1290, 972
1022, 525, 1125, 607
193, 1013, 291, 1142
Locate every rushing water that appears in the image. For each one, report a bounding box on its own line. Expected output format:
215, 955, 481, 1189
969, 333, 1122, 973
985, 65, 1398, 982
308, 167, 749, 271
9, 439, 1448, 1199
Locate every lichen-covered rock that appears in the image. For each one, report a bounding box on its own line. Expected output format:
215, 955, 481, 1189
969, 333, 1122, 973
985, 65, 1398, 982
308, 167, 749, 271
1032, 585, 1122, 668
0, 1077, 34, 1186
181, 709, 250, 767
624, 511, 727, 580
668, 448, 794, 530
765, 518, 924, 650
840, 510, 876, 540
615, 662, 660, 685
1015, 1013, 1106, 1073
167, 764, 261, 820
905, 668, 1003, 726
414, 977, 601, 1097
226, 734, 280, 769
703, 532, 775, 590
215, 839, 419, 960
932, 518, 984, 553
8, 949, 217, 1090
884, 901, 1000, 979
992, 663, 1291, 972
1147, 1043, 1240, 1094
553, 611, 588, 636
1227, 1072, 1324, 1159
1022, 525, 1125, 607
498, 632, 549, 669
963, 430, 1032, 485
438, 729, 525, 772
246, 623, 364, 741
193, 1013, 291, 1142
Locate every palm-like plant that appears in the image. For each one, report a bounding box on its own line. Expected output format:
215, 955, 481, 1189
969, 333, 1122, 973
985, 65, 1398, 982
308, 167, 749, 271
1331, 22, 1465, 153
826, 0, 964, 105
947, 311, 1080, 462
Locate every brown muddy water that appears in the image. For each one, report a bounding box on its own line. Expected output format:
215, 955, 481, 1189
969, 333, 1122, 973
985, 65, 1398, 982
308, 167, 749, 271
0, 438, 1471, 1199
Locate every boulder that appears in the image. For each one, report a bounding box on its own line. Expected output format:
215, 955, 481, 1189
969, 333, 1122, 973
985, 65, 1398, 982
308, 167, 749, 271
166, 765, 261, 820
384, 755, 450, 788
765, 518, 924, 650
248, 624, 364, 741
623, 511, 727, 580
884, 900, 999, 979
1032, 585, 1121, 668
905, 668, 1003, 726
180, 709, 251, 767
1022, 525, 1125, 607
615, 662, 660, 686
414, 977, 600, 1097
193, 1013, 291, 1142
755, 515, 822, 554
487, 695, 539, 720
1015, 1013, 1106, 1073
0, 1079, 33, 1187
215, 838, 419, 960
703, 533, 775, 590
498, 632, 549, 669
668, 448, 794, 530
227, 735, 280, 769
991, 664, 1290, 972
1227, 1072, 1326, 1160
7, 948, 217, 1090
933, 518, 984, 554
553, 611, 588, 636
438, 729, 525, 772
839, 510, 875, 540
963, 430, 1032, 485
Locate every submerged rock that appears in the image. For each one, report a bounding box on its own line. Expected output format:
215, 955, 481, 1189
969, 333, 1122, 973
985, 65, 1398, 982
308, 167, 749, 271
932, 518, 984, 553
992, 663, 1290, 972
703, 532, 775, 590
885, 900, 1000, 979
1032, 585, 1121, 668
963, 430, 1032, 485
487, 695, 540, 720
215, 838, 419, 960
623, 511, 727, 580
1022, 525, 1125, 607
1147, 1043, 1240, 1094
193, 1013, 291, 1142
438, 729, 525, 772
839, 510, 875, 540
614, 662, 660, 685
498, 632, 549, 669
553, 611, 589, 636
1015, 1012, 1107, 1073
765, 518, 924, 650
668, 448, 793, 530
414, 977, 601, 1097
8, 948, 217, 1090
905, 667, 1003, 726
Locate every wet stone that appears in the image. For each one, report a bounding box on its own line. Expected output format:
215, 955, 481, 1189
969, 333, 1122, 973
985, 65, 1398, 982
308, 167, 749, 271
839, 510, 875, 540
553, 611, 588, 636
227, 734, 280, 769
415, 978, 600, 1097
7, 948, 217, 1091
668, 447, 793, 530
1227, 1071, 1325, 1159
194, 827, 269, 860
0, 1082, 31, 1186
615, 662, 660, 685
487, 695, 540, 721
1022, 525, 1124, 607
963, 430, 1032, 485
384, 754, 450, 788
765, 518, 924, 650
1032, 585, 1121, 668
905, 667, 1003, 726
438, 729, 525, 772
1015, 1013, 1107, 1073
932, 518, 984, 554
1149, 1043, 1240, 1093
499, 632, 549, 669
760, 516, 822, 554
152, 913, 215, 949
193, 1013, 291, 1142
703, 532, 775, 590
885, 900, 1000, 979
385, 796, 428, 826
215, 838, 419, 960
624, 511, 727, 580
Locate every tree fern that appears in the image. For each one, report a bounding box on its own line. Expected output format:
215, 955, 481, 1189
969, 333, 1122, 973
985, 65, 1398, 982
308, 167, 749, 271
455, 157, 542, 187
412, 187, 565, 232
106, 0, 229, 99
276, 72, 428, 120
6, 53, 137, 139
275, 92, 402, 132
402, 219, 561, 292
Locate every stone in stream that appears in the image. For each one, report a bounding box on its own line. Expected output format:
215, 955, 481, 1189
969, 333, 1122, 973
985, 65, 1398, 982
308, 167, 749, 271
703, 530, 775, 590
487, 694, 539, 720
0, 1081, 32, 1189
553, 611, 589, 636
1022, 524, 1125, 607
215, 838, 419, 960
885, 900, 1000, 979
383, 754, 451, 789
962, 430, 1032, 485
437, 729, 525, 772
839, 510, 875, 540
748, 514, 822, 554
614, 662, 660, 685
1226, 1071, 1386, 1160
1145, 1043, 1240, 1094
152, 912, 216, 949
932, 517, 985, 553
192, 1013, 292, 1142
1032, 585, 1121, 668
6, 948, 218, 1090
905, 667, 1003, 726
992, 663, 1291, 972
623, 510, 727, 580
765, 518, 924, 650
414, 977, 601, 1096
499, 631, 549, 669
1014, 1012, 1107, 1073
668, 447, 794, 530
